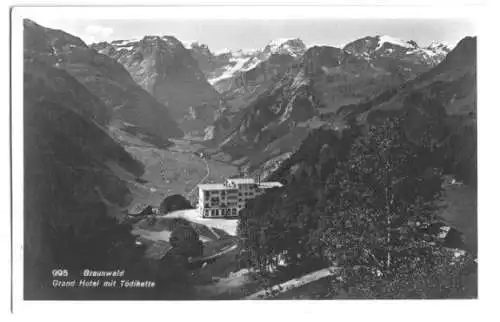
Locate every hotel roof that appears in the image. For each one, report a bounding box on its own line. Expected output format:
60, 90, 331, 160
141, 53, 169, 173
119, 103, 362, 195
198, 183, 229, 191
226, 178, 256, 184
198, 180, 283, 191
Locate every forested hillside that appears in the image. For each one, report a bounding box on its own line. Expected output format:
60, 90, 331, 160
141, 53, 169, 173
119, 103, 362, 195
24, 60, 147, 299
24, 21, 155, 299
237, 37, 477, 299
239, 117, 476, 298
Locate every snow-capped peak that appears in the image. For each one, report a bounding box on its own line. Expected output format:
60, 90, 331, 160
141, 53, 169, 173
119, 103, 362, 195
424, 41, 451, 58
376, 35, 417, 50
427, 40, 451, 50
263, 37, 306, 57
213, 48, 231, 55
159, 35, 183, 47
181, 40, 199, 49
110, 39, 139, 46
266, 37, 298, 48
306, 42, 337, 49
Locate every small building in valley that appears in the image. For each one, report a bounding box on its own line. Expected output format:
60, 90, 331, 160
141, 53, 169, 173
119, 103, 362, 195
197, 178, 283, 218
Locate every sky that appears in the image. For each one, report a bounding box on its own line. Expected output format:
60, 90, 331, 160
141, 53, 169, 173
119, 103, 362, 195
21, 10, 477, 52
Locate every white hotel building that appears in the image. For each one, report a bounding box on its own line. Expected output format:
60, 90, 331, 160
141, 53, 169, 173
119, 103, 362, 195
197, 178, 283, 218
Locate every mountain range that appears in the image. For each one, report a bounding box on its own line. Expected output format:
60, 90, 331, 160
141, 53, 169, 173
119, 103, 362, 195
23, 18, 468, 182
209, 37, 454, 172
190, 36, 450, 93
269, 36, 476, 184
23, 18, 469, 179
89, 35, 451, 142
22, 18, 476, 298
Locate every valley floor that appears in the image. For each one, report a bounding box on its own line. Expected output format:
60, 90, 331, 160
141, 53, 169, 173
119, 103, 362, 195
116, 136, 238, 211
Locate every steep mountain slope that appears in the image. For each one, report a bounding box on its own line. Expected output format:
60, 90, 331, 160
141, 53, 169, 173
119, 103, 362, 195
249, 38, 477, 284
24, 19, 182, 143
24, 59, 144, 211
273, 36, 476, 187
337, 36, 476, 123
215, 38, 444, 172
92, 37, 223, 135
221, 38, 307, 93
24, 55, 145, 296
189, 39, 307, 141
188, 42, 241, 85
344, 36, 477, 188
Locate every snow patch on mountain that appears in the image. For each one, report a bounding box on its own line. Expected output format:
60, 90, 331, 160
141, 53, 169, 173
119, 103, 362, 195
291, 70, 310, 88
160, 36, 184, 47
181, 40, 199, 49
425, 41, 451, 54
263, 38, 306, 57
205, 38, 306, 85
213, 48, 232, 55
110, 39, 139, 47
265, 38, 297, 53
406, 41, 451, 63
376, 35, 417, 50
208, 55, 261, 85
267, 38, 297, 48
428, 40, 451, 49
117, 46, 135, 51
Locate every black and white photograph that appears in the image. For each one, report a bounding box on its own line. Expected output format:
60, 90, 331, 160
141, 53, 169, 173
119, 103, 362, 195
9, 3, 484, 306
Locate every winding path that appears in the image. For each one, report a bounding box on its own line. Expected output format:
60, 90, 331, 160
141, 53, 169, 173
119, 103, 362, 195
244, 266, 340, 300
147, 143, 210, 198
188, 243, 238, 266
151, 149, 169, 185
152, 146, 218, 238
188, 157, 210, 197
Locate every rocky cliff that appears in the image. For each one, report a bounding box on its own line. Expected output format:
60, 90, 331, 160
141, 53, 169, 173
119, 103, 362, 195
92, 36, 224, 135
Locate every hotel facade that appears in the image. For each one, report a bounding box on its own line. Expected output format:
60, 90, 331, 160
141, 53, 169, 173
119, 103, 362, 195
197, 178, 283, 218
